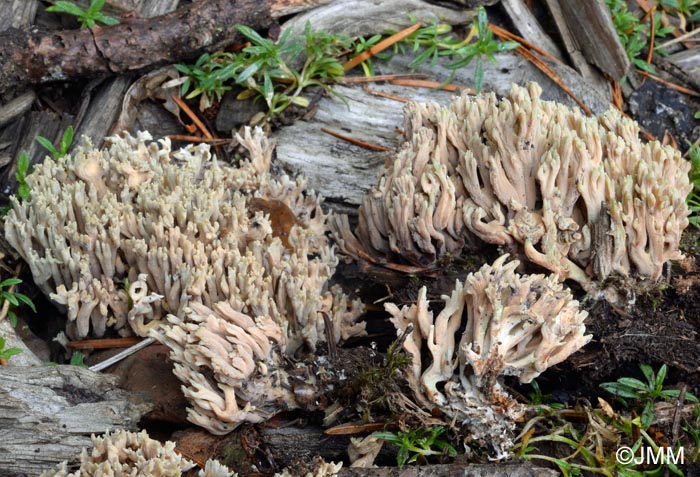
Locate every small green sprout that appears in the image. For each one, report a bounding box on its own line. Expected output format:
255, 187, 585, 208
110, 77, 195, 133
374, 426, 457, 468
70, 351, 88, 367
0, 278, 36, 327
15, 151, 30, 201
46, 0, 119, 28
0, 336, 23, 362
601, 364, 698, 429
36, 126, 74, 160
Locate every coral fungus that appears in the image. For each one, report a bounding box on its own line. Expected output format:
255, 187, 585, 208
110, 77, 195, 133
332, 83, 691, 292
385, 254, 590, 455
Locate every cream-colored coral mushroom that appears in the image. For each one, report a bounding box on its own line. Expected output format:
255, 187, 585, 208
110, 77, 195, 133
385, 254, 590, 456
5, 128, 364, 340
151, 292, 364, 434
39, 429, 235, 477
332, 83, 691, 294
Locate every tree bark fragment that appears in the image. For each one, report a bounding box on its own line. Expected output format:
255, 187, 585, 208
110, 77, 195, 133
0, 0, 326, 97
0, 365, 153, 476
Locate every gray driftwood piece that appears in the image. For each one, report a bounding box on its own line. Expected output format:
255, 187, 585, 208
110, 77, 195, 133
274, 51, 611, 211
500, 0, 564, 61
0, 365, 153, 476
339, 464, 558, 477
283, 0, 478, 39
0, 0, 38, 31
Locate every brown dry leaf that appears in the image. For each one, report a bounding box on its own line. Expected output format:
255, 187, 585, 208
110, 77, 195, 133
249, 198, 301, 249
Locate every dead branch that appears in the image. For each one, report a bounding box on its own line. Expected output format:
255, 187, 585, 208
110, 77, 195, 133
0, 0, 328, 97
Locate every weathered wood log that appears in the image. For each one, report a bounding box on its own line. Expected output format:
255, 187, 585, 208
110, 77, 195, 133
0, 365, 153, 476
0, 0, 328, 97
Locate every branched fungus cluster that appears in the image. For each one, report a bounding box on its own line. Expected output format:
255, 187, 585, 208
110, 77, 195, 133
40, 430, 234, 477
5, 128, 365, 433
332, 83, 691, 292
386, 254, 590, 455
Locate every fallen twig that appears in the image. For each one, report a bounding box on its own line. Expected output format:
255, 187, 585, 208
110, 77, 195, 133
363, 87, 411, 103
636, 70, 700, 97
167, 134, 230, 144
320, 127, 393, 152
89, 337, 156, 372
171, 94, 214, 139
343, 22, 422, 71
67, 337, 144, 350
388, 78, 469, 93
489, 23, 562, 64
339, 73, 430, 84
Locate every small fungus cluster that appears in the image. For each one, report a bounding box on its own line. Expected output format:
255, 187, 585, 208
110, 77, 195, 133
40, 430, 234, 477
385, 254, 590, 455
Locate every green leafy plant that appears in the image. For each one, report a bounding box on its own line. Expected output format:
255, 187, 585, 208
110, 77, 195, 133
36, 126, 74, 160
176, 23, 350, 118
601, 364, 698, 429
0, 336, 23, 362
682, 405, 700, 462
15, 151, 30, 201
0, 278, 36, 328
660, 0, 700, 22
383, 8, 518, 92
443, 7, 519, 92
686, 141, 700, 227
70, 351, 88, 367
517, 398, 686, 476
374, 426, 457, 467
606, 0, 675, 76
46, 0, 119, 28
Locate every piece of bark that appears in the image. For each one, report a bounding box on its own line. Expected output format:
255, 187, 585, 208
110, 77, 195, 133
667, 49, 700, 91
338, 464, 558, 477
543, 0, 610, 95
0, 0, 38, 31
0, 110, 73, 195
500, 0, 564, 61
282, 0, 478, 39
0, 0, 326, 96
0, 90, 36, 128
72, 0, 178, 146
0, 365, 153, 476
555, 0, 630, 81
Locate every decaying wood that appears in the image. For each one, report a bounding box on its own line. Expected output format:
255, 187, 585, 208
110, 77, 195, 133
282, 0, 478, 39
667, 49, 700, 90
0, 319, 42, 366
500, 0, 564, 61
0, 0, 327, 96
0, 365, 153, 476
0, 0, 38, 31
71, 1, 178, 146
555, 0, 630, 81
274, 51, 611, 211
543, 0, 610, 95
338, 464, 558, 477
0, 90, 35, 128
